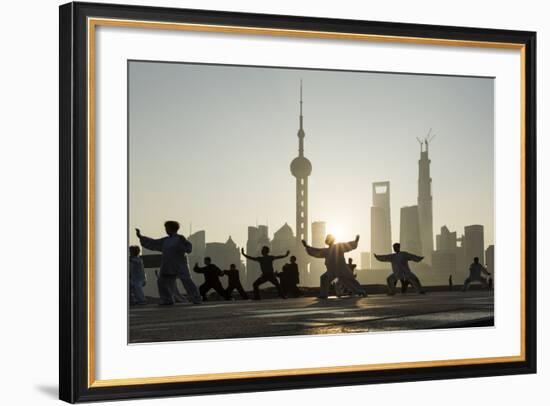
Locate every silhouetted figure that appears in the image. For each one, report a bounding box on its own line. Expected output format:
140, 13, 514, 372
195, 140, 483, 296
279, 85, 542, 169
155, 269, 189, 303
276, 256, 301, 298
335, 258, 358, 297
129, 245, 146, 305
194, 257, 230, 301
153, 268, 188, 303
348, 258, 357, 274
392, 278, 410, 293
449, 274, 454, 291
241, 246, 288, 300
172, 282, 189, 303
375, 243, 426, 295
462, 257, 490, 292
223, 264, 249, 300
136, 221, 201, 305
303, 234, 367, 299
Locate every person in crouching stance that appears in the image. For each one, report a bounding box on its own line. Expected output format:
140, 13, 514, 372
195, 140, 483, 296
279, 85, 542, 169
194, 257, 230, 301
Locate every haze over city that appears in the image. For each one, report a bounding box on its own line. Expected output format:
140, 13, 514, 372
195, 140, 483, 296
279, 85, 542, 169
128, 60, 494, 266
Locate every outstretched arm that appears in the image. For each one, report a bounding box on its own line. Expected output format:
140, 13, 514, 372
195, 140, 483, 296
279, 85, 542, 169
374, 253, 394, 262
136, 228, 163, 252
302, 240, 327, 259
273, 250, 291, 260
405, 252, 424, 262
481, 266, 490, 276
193, 263, 205, 274
341, 235, 360, 253
213, 265, 224, 277
241, 248, 259, 262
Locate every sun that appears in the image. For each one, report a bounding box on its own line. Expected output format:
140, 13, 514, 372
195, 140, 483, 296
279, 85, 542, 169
325, 222, 349, 242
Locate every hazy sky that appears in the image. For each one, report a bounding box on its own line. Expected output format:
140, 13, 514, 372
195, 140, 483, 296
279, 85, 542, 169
128, 61, 494, 262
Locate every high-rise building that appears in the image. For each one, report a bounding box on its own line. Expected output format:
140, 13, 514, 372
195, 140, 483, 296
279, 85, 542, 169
204, 236, 242, 274
417, 135, 434, 263
486, 244, 495, 276
463, 224, 485, 265
371, 181, 392, 269
309, 221, 327, 287
436, 225, 457, 252
271, 223, 296, 273
432, 225, 465, 279
360, 252, 371, 270
432, 251, 457, 276
400, 205, 422, 255
455, 243, 466, 277
290, 81, 312, 277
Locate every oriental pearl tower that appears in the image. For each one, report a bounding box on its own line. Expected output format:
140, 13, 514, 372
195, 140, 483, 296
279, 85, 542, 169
290, 81, 312, 278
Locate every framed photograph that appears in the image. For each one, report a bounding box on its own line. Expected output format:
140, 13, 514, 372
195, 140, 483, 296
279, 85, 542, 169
59, 1, 536, 403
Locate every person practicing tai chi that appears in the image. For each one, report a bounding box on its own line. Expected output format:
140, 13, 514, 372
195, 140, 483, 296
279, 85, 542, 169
302, 234, 367, 299
462, 257, 491, 292
241, 246, 288, 300
276, 255, 302, 298
334, 258, 358, 297
194, 257, 230, 301
136, 221, 202, 305
129, 245, 147, 305
223, 264, 249, 300
374, 242, 426, 295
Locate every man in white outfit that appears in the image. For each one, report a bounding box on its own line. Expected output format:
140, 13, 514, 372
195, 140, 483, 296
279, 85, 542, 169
462, 257, 491, 291
374, 243, 426, 295
302, 234, 367, 299
136, 221, 202, 305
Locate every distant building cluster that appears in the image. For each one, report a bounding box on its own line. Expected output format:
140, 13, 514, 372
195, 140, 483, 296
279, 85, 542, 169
361, 132, 494, 285
432, 225, 494, 281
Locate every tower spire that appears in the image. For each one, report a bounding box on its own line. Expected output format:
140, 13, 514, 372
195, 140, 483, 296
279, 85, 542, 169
300, 79, 303, 128
297, 79, 305, 157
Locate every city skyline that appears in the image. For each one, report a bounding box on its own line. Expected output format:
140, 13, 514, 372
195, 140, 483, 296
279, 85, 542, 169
129, 61, 495, 264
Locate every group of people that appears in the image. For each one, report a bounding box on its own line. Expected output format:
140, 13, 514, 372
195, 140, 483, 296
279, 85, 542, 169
130, 221, 304, 305
129, 220, 491, 306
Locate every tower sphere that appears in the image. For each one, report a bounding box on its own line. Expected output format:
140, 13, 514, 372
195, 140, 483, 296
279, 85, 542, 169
290, 156, 312, 177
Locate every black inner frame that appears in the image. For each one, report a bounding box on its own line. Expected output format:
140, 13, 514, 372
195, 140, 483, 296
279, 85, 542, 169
59, 1, 537, 403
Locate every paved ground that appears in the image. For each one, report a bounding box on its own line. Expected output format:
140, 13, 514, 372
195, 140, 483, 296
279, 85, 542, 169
129, 290, 494, 343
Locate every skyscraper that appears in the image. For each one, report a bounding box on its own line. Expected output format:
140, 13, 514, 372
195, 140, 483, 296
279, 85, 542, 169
271, 223, 295, 273
290, 81, 312, 276
310, 221, 326, 286
436, 225, 457, 251
400, 205, 422, 255
361, 252, 371, 270
463, 224, 485, 265
417, 134, 435, 263
433, 225, 458, 276
485, 244, 494, 276
371, 181, 392, 269
204, 236, 243, 273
